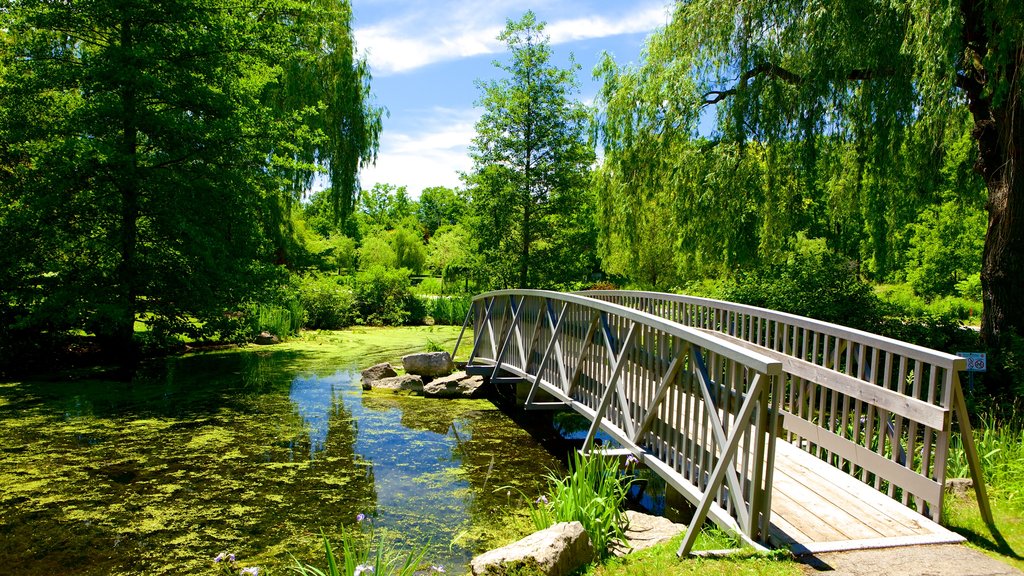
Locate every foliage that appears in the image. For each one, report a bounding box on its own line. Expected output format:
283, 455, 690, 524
905, 200, 986, 298
298, 274, 358, 330
391, 227, 427, 275
417, 186, 469, 237
291, 519, 431, 576
525, 451, 632, 558
427, 225, 479, 293
355, 266, 419, 326
948, 419, 1024, 503
716, 240, 882, 331
251, 303, 304, 339
424, 296, 472, 326
359, 234, 399, 270
0, 0, 380, 359
592, 0, 1024, 364
467, 11, 597, 289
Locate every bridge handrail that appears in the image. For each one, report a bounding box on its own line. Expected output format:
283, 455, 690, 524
458, 289, 784, 554
472, 290, 782, 376
579, 289, 990, 525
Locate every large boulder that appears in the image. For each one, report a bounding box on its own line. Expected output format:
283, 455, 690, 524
610, 510, 686, 557
363, 374, 423, 393
402, 351, 455, 378
360, 362, 398, 387
470, 521, 595, 576
422, 371, 485, 399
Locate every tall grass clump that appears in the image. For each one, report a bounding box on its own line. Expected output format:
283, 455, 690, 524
427, 295, 471, 325
292, 514, 434, 576
250, 302, 302, 339
524, 451, 633, 558
948, 417, 1024, 503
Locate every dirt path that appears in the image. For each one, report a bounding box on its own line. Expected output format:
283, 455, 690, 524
797, 544, 1021, 576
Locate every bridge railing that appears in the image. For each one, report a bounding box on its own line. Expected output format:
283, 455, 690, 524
579, 290, 991, 524
455, 289, 784, 554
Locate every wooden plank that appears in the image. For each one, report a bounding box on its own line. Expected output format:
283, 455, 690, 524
775, 441, 947, 536
771, 469, 885, 540
786, 532, 965, 555
780, 411, 943, 509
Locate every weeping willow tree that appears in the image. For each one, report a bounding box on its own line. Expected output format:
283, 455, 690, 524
268, 0, 384, 224
596, 0, 1023, 359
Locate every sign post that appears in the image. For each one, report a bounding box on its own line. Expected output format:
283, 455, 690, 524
956, 352, 987, 391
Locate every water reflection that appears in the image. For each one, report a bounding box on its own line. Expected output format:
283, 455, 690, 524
288, 370, 351, 457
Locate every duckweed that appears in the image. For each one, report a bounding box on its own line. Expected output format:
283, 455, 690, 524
0, 327, 561, 575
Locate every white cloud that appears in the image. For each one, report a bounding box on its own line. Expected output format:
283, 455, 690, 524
358, 108, 480, 196
355, 1, 669, 76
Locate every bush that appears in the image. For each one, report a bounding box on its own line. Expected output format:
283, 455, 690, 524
298, 274, 358, 329
355, 266, 420, 326
719, 247, 882, 331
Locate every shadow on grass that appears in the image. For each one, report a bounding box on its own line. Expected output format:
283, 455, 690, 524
951, 523, 1024, 562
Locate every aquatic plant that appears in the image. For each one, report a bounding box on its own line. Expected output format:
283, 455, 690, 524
291, 514, 431, 576
522, 451, 633, 558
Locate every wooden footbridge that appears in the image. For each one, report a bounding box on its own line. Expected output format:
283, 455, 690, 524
452, 290, 992, 556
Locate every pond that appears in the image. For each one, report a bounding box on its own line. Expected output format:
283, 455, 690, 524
0, 327, 566, 575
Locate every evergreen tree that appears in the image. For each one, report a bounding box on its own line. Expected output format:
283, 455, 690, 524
467, 11, 596, 289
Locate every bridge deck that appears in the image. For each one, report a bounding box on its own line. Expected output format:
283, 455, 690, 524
769, 439, 963, 554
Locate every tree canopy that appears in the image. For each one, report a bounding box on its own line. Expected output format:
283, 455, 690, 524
0, 0, 380, 358
595, 0, 1021, 356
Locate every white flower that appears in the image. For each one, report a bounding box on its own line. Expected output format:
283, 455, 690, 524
354, 563, 375, 576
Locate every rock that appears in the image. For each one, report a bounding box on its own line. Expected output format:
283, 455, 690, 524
364, 374, 423, 393
610, 511, 686, 557
254, 331, 279, 345
402, 351, 455, 378
422, 371, 485, 398
360, 362, 398, 388
946, 477, 974, 498
470, 521, 595, 576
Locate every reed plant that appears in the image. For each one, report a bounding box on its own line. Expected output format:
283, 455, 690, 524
948, 417, 1024, 503
524, 451, 633, 558
291, 515, 434, 576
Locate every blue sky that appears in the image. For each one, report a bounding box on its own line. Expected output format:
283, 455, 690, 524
350, 0, 673, 197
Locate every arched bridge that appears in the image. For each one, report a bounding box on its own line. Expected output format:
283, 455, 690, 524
452, 290, 991, 556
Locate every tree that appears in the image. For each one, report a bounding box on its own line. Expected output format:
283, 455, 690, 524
0, 0, 380, 360
597, 1, 1021, 357
417, 185, 468, 237
467, 11, 596, 289
269, 0, 384, 224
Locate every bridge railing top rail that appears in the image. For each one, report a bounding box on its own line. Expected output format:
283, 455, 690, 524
578, 290, 966, 379
474, 289, 783, 377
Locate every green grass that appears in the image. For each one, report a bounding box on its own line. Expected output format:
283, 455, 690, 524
944, 494, 1024, 571
585, 532, 799, 576
944, 419, 1024, 570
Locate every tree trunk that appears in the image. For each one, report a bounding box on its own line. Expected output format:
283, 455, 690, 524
113, 18, 140, 370
960, 8, 1024, 366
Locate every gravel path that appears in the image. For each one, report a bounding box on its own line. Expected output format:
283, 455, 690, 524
797, 544, 1022, 576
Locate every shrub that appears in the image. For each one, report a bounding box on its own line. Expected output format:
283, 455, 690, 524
719, 248, 882, 331
355, 266, 420, 326
291, 515, 432, 576
298, 274, 358, 329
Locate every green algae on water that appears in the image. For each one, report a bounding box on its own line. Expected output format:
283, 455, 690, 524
0, 326, 560, 576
